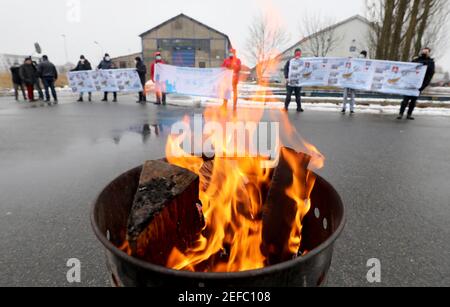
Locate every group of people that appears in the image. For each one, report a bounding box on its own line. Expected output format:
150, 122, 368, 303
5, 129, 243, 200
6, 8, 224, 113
69, 52, 167, 105
10, 56, 59, 104
281, 47, 436, 120
10, 46, 435, 119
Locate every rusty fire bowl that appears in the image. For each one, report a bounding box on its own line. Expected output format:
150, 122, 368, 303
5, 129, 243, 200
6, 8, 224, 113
91, 165, 345, 287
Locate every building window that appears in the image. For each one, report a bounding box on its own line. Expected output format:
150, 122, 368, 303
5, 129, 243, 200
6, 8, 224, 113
199, 62, 206, 68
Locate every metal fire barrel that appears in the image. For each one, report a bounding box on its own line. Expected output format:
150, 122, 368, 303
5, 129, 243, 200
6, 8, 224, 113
91, 166, 345, 287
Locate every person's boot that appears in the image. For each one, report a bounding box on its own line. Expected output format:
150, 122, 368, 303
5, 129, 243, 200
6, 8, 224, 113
397, 114, 404, 120
407, 115, 415, 120
341, 109, 346, 114
77, 97, 83, 102
101, 94, 108, 102
88, 94, 92, 102
297, 108, 304, 113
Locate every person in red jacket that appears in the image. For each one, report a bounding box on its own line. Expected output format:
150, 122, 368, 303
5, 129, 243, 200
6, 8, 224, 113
150, 52, 167, 105
222, 48, 241, 110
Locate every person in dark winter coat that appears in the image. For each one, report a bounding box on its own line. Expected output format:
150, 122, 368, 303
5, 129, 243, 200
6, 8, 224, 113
31, 60, 45, 100
37, 55, 58, 104
72, 55, 93, 102
222, 48, 242, 110
398, 48, 435, 120
97, 53, 117, 102
284, 48, 304, 112
150, 52, 166, 105
19, 58, 38, 101
10, 62, 27, 101
135, 56, 147, 103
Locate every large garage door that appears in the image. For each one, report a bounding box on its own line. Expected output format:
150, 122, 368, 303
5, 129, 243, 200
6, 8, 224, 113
172, 48, 195, 67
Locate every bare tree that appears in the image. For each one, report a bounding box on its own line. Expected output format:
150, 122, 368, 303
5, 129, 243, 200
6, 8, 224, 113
366, 0, 450, 61
418, 0, 450, 59
245, 13, 289, 81
401, 0, 421, 61
299, 13, 341, 57
388, 0, 409, 60
376, 0, 395, 59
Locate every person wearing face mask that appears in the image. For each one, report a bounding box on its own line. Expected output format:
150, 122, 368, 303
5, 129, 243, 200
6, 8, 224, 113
97, 53, 118, 102
221, 48, 242, 110
284, 48, 304, 112
150, 52, 167, 105
135, 56, 147, 103
72, 55, 92, 102
397, 47, 435, 120
342, 50, 368, 114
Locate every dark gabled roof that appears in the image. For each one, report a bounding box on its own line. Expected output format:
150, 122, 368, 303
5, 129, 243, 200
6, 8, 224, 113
139, 13, 232, 47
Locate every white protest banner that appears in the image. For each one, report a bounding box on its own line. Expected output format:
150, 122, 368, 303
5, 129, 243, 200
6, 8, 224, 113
371, 60, 427, 97
154, 64, 233, 99
326, 57, 348, 88
285, 57, 427, 97
68, 69, 143, 93
115, 69, 144, 92
288, 58, 330, 87
67, 71, 96, 93
339, 58, 375, 91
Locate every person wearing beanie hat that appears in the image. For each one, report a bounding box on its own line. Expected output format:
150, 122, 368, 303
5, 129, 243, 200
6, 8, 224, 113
397, 47, 435, 120
72, 55, 93, 102
97, 53, 117, 102
135, 56, 147, 103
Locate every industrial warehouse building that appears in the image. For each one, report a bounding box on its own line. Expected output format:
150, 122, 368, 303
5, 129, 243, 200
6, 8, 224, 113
112, 14, 232, 73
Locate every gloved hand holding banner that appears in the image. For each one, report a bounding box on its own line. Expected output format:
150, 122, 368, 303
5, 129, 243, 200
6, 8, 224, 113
154, 63, 233, 100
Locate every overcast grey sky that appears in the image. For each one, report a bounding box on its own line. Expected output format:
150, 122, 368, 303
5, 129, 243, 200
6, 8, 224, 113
1, 0, 449, 71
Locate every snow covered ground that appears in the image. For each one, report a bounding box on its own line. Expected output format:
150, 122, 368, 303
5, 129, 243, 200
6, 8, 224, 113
164, 95, 450, 117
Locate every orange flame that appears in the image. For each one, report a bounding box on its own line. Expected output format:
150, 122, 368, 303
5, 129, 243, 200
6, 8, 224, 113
163, 104, 324, 272
120, 3, 325, 272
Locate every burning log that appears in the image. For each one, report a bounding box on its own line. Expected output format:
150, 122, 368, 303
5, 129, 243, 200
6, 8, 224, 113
199, 160, 214, 192
262, 147, 312, 265
126, 160, 205, 266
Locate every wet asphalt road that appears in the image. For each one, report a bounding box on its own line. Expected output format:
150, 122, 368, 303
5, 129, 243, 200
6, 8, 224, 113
0, 93, 449, 287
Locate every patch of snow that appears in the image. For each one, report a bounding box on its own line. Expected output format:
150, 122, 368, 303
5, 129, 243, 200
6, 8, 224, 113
165, 96, 450, 117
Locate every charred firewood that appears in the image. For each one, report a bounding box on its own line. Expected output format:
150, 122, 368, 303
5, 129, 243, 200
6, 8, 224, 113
126, 160, 205, 266
262, 147, 311, 265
